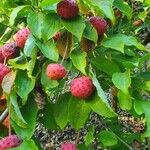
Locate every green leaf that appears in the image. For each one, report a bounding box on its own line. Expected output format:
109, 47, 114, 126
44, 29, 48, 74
27, 11, 44, 40
54, 93, 70, 129
93, 0, 115, 24
102, 34, 145, 53
28, 12, 62, 41
10, 90, 28, 128
11, 96, 38, 139
15, 70, 35, 104
98, 130, 118, 146
10, 139, 38, 150
134, 100, 150, 137
24, 35, 37, 57
112, 70, 131, 94
40, 0, 61, 7
87, 93, 116, 118
113, 0, 132, 19
9, 6, 31, 26
83, 22, 98, 43
41, 62, 59, 90
91, 57, 120, 75
40, 103, 59, 130
84, 127, 95, 146
62, 16, 86, 40
8, 55, 28, 70
36, 40, 59, 62
117, 90, 132, 110
92, 74, 109, 105
2, 71, 16, 94
69, 96, 91, 129
70, 49, 87, 75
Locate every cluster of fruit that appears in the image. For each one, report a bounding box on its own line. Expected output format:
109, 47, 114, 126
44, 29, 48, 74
0, 27, 30, 85
46, 0, 108, 99
0, 0, 109, 149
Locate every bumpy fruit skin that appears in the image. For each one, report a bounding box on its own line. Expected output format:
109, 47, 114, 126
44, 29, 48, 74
60, 142, 76, 150
0, 47, 4, 63
2, 42, 19, 59
15, 27, 30, 48
89, 16, 107, 36
0, 64, 11, 84
0, 135, 22, 150
57, 0, 79, 19
46, 64, 67, 80
70, 76, 95, 99
53, 32, 62, 41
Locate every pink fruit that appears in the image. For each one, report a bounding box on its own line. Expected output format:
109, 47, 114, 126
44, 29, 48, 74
70, 76, 95, 99
60, 142, 76, 150
0, 47, 5, 63
15, 27, 30, 48
89, 16, 107, 36
57, 0, 79, 19
0, 63, 11, 85
2, 42, 19, 59
46, 64, 67, 80
0, 135, 22, 150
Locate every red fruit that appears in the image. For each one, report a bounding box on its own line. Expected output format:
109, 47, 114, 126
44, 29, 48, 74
57, 0, 79, 19
15, 27, 30, 48
70, 76, 95, 99
2, 116, 9, 128
53, 32, 62, 41
0, 64, 11, 84
60, 142, 76, 150
89, 16, 107, 36
0, 47, 4, 63
46, 64, 67, 80
2, 42, 19, 59
0, 135, 22, 150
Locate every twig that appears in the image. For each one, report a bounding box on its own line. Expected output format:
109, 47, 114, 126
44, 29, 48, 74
0, 108, 8, 123
75, 131, 80, 145
61, 32, 70, 65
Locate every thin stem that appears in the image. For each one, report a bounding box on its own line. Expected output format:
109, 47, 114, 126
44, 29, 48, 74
8, 103, 12, 136
61, 32, 70, 65
0, 108, 8, 123
75, 131, 80, 145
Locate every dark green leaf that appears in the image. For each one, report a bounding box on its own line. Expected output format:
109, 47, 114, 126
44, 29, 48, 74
87, 93, 116, 118
24, 35, 37, 57
117, 90, 132, 110
40, 103, 59, 130
62, 16, 86, 40
114, 0, 132, 19
112, 70, 131, 94
28, 12, 61, 41
70, 49, 87, 75
98, 130, 118, 146
12, 96, 38, 139
36, 40, 59, 62
69, 96, 91, 129
15, 70, 35, 104
91, 57, 120, 75
10, 90, 27, 128
11, 139, 38, 150
83, 22, 98, 43
54, 93, 70, 129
